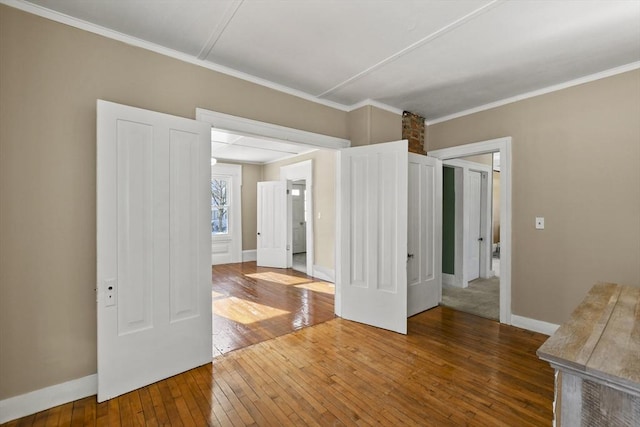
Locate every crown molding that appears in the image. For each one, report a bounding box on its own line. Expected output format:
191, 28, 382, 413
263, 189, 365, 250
7, 0, 633, 125
347, 99, 404, 115
2, 0, 405, 116
0, 0, 355, 112
426, 61, 640, 125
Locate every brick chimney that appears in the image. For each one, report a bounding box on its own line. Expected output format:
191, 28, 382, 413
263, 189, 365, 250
402, 111, 426, 155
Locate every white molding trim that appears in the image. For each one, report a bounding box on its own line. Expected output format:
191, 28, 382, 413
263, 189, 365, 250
347, 99, 404, 115
313, 265, 335, 283
211, 163, 243, 265
5, 0, 636, 126
196, 109, 350, 150
429, 137, 512, 325
0, 375, 97, 424
262, 149, 319, 165
1, 0, 398, 116
511, 315, 559, 336
242, 249, 257, 262
0, 0, 351, 112
426, 61, 640, 125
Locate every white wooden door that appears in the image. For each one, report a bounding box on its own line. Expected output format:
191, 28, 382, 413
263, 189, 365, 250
257, 181, 291, 268
291, 183, 306, 253
407, 153, 443, 317
97, 100, 211, 402
468, 170, 482, 281
338, 140, 408, 334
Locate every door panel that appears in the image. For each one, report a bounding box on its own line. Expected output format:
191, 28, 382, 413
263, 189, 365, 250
257, 181, 291, 268
407, 153, 442, 317
170, 130, 201, 321
97, 100, 211, 402
338, 140, 408, 334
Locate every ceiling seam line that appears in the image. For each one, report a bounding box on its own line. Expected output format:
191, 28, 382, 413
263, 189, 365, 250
197, 0, 245, 60
316, 0, 506, 99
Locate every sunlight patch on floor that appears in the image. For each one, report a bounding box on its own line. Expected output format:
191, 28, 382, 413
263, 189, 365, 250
245, 271, 310, 285
212, 290, 226, 299
294, 281, 335, 295
213, 296, 290, 324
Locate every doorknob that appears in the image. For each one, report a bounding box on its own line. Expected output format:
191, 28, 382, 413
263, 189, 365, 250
478, 237, 483, 241
407, 253, 414, 259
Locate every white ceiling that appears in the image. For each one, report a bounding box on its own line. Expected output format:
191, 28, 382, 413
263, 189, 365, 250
20, 0, 640, 121
211, 129, 316, 164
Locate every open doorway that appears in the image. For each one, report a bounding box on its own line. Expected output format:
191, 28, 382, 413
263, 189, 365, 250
196, 108, 348, 357
279, 160, 314, 276
291, 180, 308, 273
429, 137, 512, 325
440, 154, 498, 320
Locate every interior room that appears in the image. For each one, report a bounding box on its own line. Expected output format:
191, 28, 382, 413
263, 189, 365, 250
206, 127, 339, 356
1, 1, 638, 425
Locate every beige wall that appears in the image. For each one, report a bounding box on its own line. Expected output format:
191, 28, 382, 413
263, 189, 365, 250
0, 5, 352, 400
240, 163, 263, 251
262, 151, 337, 270
427, 69, 640, 325
348, 105, 402, 146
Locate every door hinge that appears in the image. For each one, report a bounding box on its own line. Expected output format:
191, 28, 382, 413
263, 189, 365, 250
287, 189, 290, 195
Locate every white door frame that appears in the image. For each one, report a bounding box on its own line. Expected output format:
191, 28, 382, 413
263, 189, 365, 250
442, 159, 493, 288
195, 109, 350, 150
195, 108, 348, 274
429, 137, 512, 325
280, 160, 314, 276
211, 163, 242, 265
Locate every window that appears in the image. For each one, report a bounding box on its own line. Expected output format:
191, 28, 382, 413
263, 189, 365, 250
211, 177, 230, 234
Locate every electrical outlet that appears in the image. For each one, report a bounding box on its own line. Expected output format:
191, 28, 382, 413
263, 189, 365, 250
535, 217, 545, 230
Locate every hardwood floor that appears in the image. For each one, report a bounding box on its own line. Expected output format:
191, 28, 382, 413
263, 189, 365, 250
211, 262, 336, 357
3, 306, 554, 426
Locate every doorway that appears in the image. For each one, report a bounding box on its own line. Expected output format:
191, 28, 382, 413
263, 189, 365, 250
291, 180, 307, 272
280, 160, 314, 276
196, 108, 348, 356
440, 157, 497, 320
429, 137, 512, 324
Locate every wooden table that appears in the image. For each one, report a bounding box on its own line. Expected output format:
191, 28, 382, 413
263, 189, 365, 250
537, 283, 640, 426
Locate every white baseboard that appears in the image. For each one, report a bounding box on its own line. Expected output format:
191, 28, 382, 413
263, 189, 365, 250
0, 374, 97, 424
511, 314, 560, 336
313, 265, 335, 283
242, 249, 256, 262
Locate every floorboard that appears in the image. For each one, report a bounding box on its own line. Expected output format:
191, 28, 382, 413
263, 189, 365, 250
2, 307, 554, 426
212, 262, 336, 357
3, 264, 555, 426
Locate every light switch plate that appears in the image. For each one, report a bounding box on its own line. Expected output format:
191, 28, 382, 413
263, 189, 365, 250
535, 217, 545, 230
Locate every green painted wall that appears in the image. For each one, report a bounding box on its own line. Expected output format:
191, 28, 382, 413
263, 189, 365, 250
442, 167, 456, 274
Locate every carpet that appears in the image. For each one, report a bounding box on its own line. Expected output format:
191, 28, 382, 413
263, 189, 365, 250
442, 276, 500, 320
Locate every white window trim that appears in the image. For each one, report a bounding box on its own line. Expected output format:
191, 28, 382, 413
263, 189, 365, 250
211, 163, 242, 264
